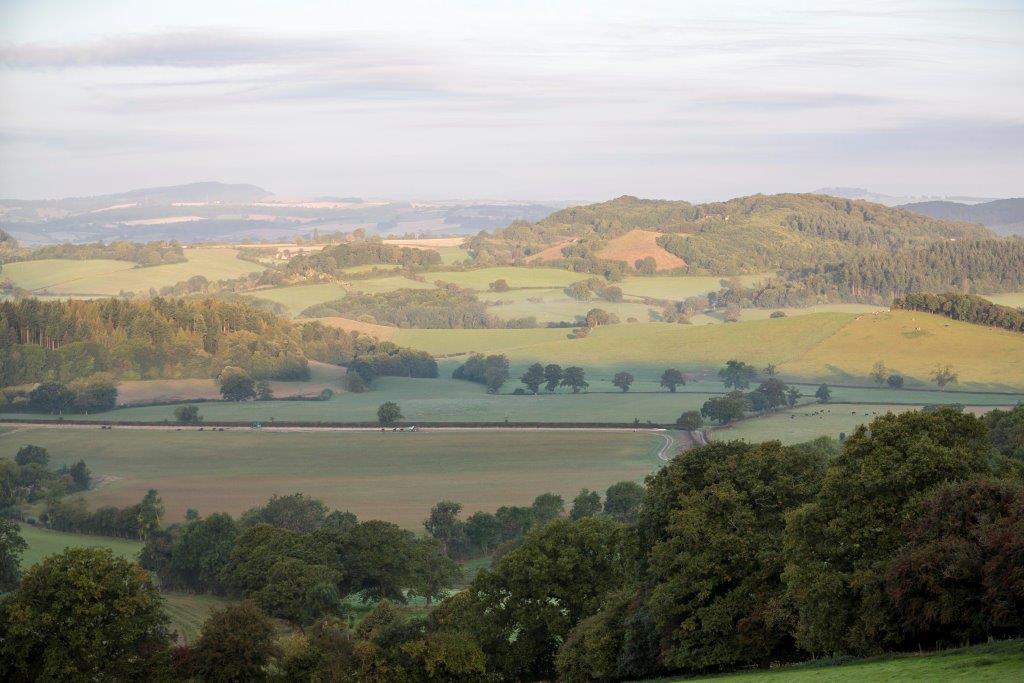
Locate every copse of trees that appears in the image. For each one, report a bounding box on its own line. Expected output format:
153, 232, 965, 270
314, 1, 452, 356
452, 353, 510, 392
282, 239, 441, 277
718, 359, 760, 389
659, 368, 685, 392
893, 292, 1024, 333
0, 446, 91, 513
12, 239, 186, 266
43, 489, 163, 540
612, 371, 634, 392
2, 376, 119, 414
303, 285, 537, 329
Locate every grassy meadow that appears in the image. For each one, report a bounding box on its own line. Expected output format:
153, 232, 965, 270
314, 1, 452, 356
678, 639, 1024, 682
16, 522, 142, 568
246, 283, 350, 316
0, 428, 663, 528
983, 292, 1024, 308
429, 266, 583, 290
2, 248, 262, 296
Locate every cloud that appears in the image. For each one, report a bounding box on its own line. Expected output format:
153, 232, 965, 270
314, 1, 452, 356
0, 28, 401, 69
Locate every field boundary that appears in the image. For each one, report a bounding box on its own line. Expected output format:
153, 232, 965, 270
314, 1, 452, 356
0, 418, 674, 430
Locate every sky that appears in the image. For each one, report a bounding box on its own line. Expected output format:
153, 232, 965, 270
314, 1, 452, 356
0, 0, 1021, 202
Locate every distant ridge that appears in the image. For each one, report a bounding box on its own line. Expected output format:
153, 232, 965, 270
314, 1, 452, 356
813, 186, 1001, 207
899, 198, 1024, 235
77, 181, 272, 205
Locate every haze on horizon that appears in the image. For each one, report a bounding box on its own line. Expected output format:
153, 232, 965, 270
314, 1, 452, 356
1, 0, 1022, 203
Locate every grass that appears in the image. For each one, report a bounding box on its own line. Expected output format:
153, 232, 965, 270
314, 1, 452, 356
673, 639, 1024, 682
389, 311, 1024, 390
1, 429, 663, 528
428, 267, 584, 290
714, 403, 1007, 445
983, 292, 1024, 309
246, 283, 350, 317
2, 248, 263, 296
782, 310, 1024, 389
482, 288, 659, 324
617, 274, 768, 301
116, 361, 346, 404
16, 522, 142, 568
347, 275, 437, 294
163, 593, 233, 643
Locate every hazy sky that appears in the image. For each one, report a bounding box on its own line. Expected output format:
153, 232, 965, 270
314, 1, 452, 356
1, 0, 1021, 201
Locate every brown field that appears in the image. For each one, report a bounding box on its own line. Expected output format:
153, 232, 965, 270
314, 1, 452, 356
525, 239, 578, 263
596, 230, 686, 270
3, 429, 663, 528
115, 361, 347, 404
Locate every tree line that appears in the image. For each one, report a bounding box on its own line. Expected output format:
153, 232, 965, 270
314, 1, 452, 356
0, 298, 437, 392
281, 240, 441, 279
2, 239, 186, 267
893, 291, 1024, 333
0, 444, 91, 516
2, 375, 118, 414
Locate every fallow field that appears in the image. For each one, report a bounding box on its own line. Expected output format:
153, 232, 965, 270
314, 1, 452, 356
0, 428, 664, 528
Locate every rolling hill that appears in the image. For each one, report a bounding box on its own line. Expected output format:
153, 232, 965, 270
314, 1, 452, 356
900, 197, 1024, 235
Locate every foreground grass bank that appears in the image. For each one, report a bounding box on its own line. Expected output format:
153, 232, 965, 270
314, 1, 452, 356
676, 639, 1024, 682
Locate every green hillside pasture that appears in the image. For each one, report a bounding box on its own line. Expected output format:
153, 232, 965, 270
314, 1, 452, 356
17, 522, 142, 568
2, 248, 263, 296
983, 292, 1024, 308
1, 429, 663, 528
677, 639, 1024, 682
396, 314, 853, 368
245, 283, 350, 317
783, 310, 1024, 389
617, 274, 768, 301
347, 275, 437, 294
715, 404, 1006, 445
339, 263, 401, 274
482, 288, 659, 324
430, 267, 584, 290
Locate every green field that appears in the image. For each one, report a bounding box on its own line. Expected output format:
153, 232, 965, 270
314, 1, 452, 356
389, 311, 1024, 389
984, 292, 1024, 308
617, 274, 767, 301
0, 429, 663, 527
162, 593, 234, 643
482, 287, 659, 324
16, 522, 142, 568
246, 283, 350, 316
2, 248, 263, 296
678, 640, 1024, 682
347, 275, 437, 294
429, 266, 584, 290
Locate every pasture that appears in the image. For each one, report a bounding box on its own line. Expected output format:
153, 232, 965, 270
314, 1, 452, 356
1, 429, 664, 527
616, 274, 767, 301
347, 275, 436, 294
391, 311, 1024, 389
17, 522, 142, 568
428, 267, 583, 290
983, 292, 1024, 308
1, 248, 262, 296
246, 283, 350, 316
679, 639, 1024, 682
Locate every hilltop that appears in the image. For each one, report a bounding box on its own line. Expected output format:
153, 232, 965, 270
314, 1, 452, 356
468, 193, 995, 274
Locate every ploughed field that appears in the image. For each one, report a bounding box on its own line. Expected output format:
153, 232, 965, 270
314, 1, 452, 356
0, 428, 663, 528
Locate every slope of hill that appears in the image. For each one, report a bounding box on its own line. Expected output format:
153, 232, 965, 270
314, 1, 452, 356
469, 193, 994, 273
595, 229, 686, 270
900, 197, 1024, 235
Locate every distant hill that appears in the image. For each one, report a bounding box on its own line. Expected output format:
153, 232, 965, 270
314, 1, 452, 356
74, 181, 272, 206
813, 187, 1000, 207
899, 198, 1024, 235
469, 193, 995, 274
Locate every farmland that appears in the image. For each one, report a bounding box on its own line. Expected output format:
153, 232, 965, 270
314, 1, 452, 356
427, 266, 584, 290
16, 522, 142, 568
0, 428, 664, 528
2, 247, 262, 296
246, 283, 350, 316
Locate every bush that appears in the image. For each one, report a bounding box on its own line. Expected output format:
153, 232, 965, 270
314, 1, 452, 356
378, 401, 403, 426
675, 411, 702, 430
174, 405, 202, 424
344, 373, 368, 393
770, 310, 787, 318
